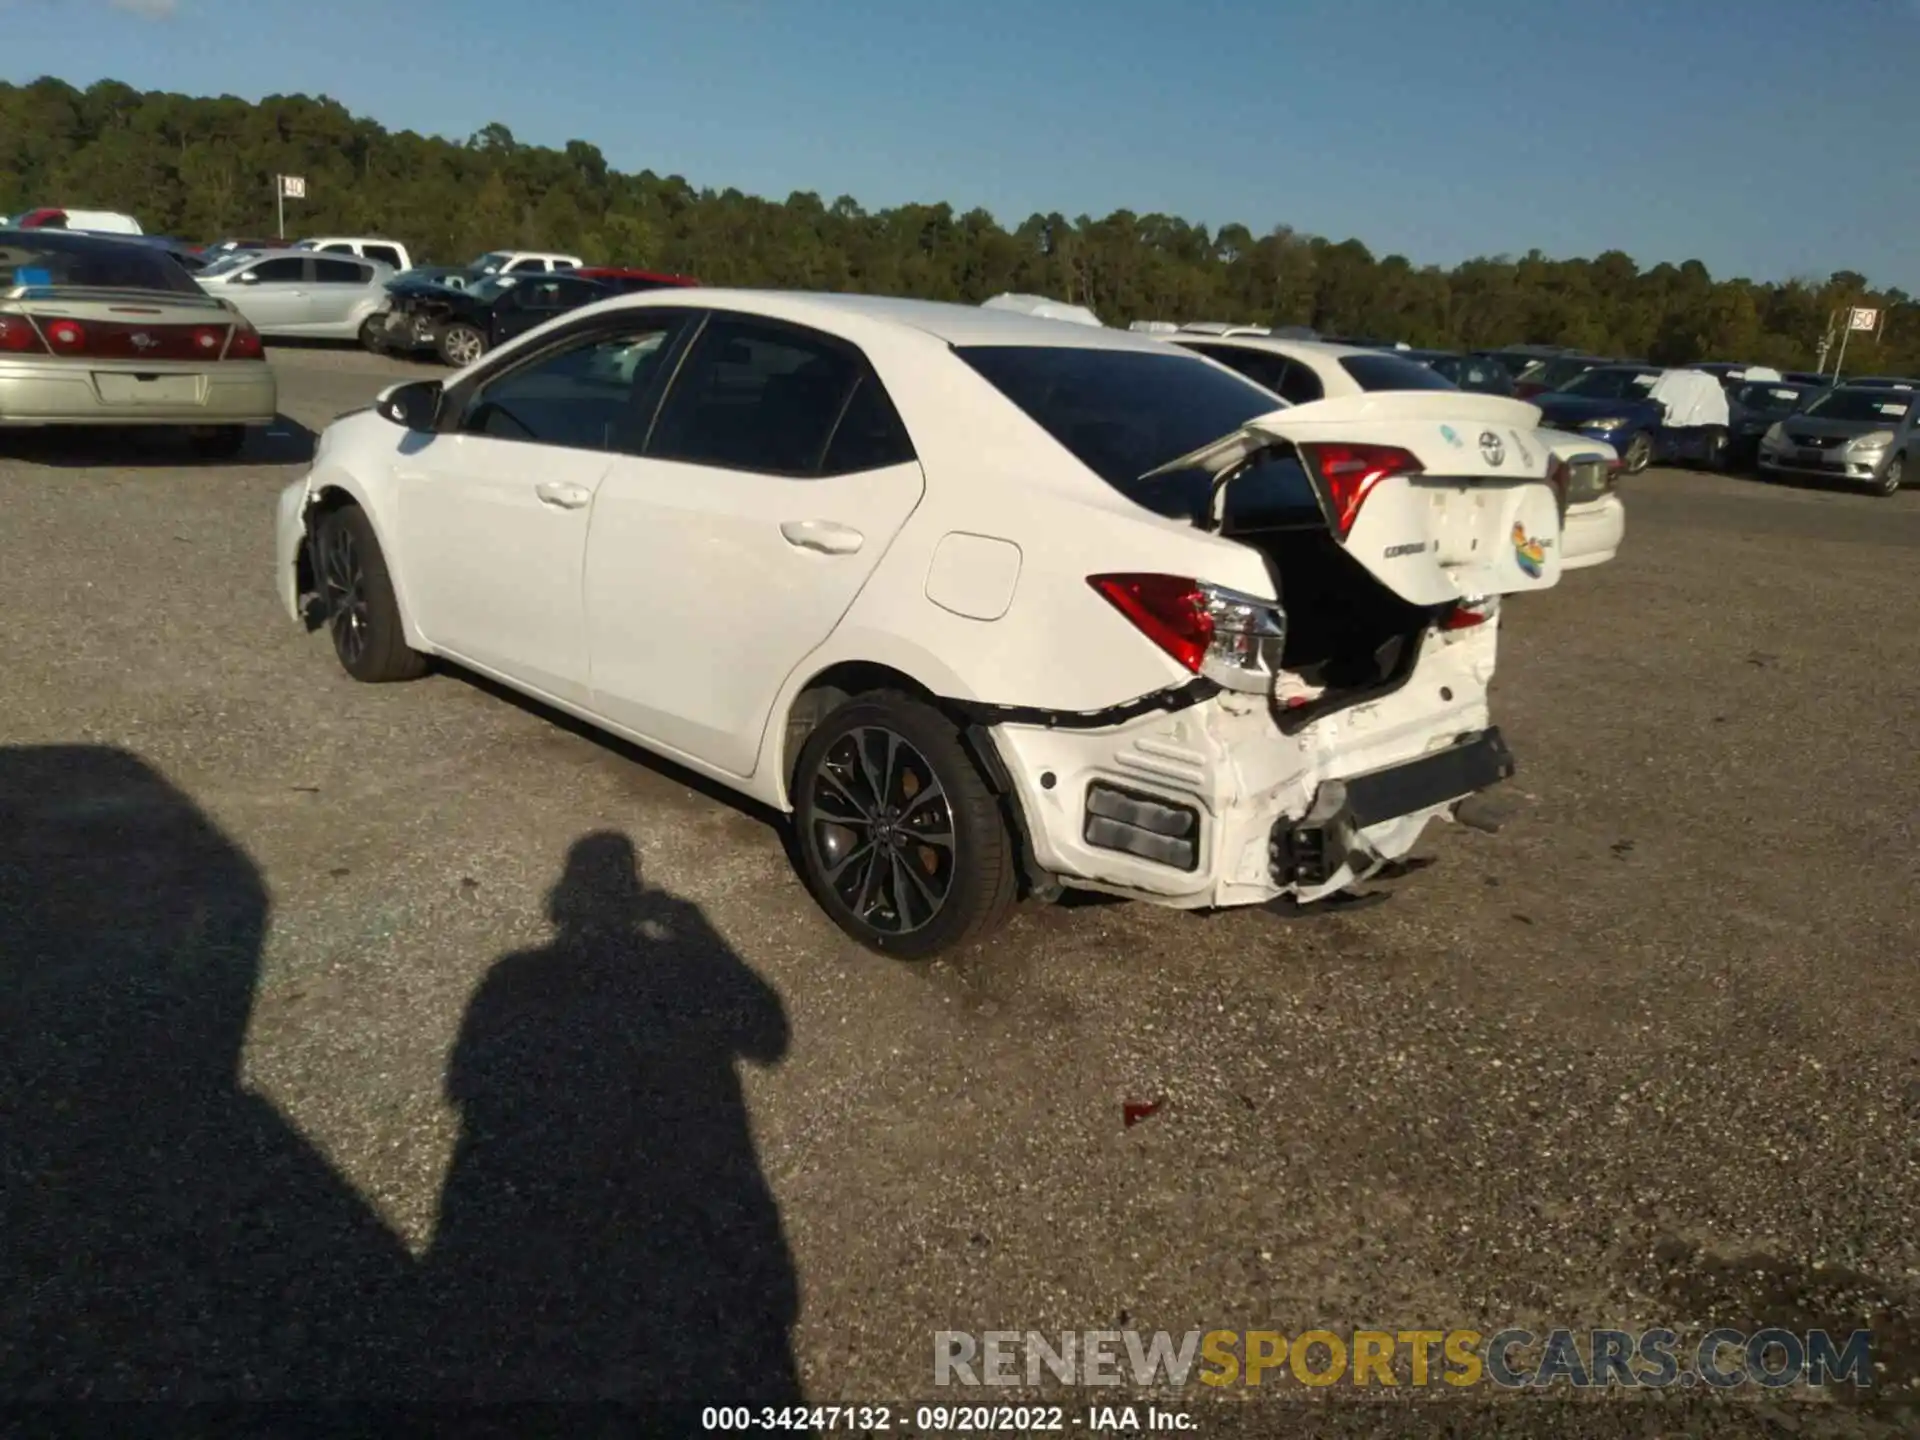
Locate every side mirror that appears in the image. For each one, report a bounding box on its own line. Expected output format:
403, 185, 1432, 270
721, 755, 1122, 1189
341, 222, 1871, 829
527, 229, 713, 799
376, 379, 443, 431
232, 270, 259, 284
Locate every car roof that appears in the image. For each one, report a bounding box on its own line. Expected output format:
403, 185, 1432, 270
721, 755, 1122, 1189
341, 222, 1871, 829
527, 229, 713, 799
1169, 333, 1381, 362
589, 290, 1178, 351
0, 225, 147, 249
208, 247, 394, 274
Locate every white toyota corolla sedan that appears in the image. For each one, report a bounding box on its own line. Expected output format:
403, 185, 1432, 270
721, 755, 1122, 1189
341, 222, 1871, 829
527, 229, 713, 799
276, 291, 1566, 958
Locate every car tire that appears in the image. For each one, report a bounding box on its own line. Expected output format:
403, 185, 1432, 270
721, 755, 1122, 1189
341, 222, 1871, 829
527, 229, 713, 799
791, 691, 1018, 960
185, 425, 246, 461
359, 317, 387, 354
438, 323, 487, 368
1875, 453, 1904, 497
1623, 431, 1654, 474
312, 505, 428, 683
1700, 426, 1728, 471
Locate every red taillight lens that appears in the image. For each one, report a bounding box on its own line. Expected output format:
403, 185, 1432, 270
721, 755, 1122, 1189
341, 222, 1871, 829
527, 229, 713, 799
0, 316, 47, 353
1089, 574, 1211, 672
45, 319, 87, 353
225, 320, 265, 359
1090, 574, 1288, 689
190, 325, 225, 354
1297, 443, 1423, 537
1442, 595, 1500, 631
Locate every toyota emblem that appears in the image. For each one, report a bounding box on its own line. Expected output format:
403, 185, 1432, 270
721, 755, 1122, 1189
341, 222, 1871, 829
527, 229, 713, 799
1479, 430, 1505, 467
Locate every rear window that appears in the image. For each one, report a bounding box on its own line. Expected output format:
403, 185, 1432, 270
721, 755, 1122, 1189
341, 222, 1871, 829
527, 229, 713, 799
0, 233, 199, 295
1338, 353, 1457, 392
956, 344, 1316, 525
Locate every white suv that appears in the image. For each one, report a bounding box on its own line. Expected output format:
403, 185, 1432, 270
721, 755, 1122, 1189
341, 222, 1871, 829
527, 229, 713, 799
275, 293, 1565, 957
469, 250, 584, 275
294, 236, 414, 272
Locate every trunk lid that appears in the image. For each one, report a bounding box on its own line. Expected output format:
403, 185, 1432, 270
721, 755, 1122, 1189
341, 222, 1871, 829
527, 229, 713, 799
3, 289, 248, 360
1147, 392, 1566, 605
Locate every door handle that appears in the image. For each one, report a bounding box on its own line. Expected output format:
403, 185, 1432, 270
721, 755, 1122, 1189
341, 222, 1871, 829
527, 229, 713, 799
780, 519, 864, 555
534, 481, 591, 510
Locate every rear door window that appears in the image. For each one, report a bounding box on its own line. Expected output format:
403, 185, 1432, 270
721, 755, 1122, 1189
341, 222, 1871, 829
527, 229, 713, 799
1193, 344, 1292, 398
364, 244, 403, 268
647, 315, 865, 476
312, 258, 369, 285
1339, 353, 1458, 392
820, 374, 916, 475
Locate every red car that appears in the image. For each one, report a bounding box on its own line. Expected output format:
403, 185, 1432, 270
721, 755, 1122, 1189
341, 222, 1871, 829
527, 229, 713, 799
573, 266, 700, 295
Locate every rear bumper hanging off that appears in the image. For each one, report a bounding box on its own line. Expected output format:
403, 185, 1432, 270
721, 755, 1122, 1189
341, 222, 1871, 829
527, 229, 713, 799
1271, 728, 1515, 887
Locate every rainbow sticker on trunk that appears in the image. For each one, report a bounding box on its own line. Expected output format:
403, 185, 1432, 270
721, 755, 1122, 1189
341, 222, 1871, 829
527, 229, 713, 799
1512, 522, 1546, 578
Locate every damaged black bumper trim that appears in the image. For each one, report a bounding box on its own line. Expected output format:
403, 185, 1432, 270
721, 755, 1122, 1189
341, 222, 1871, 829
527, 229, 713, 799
1343, 727, 1516, 829
946, 676, 1221, 731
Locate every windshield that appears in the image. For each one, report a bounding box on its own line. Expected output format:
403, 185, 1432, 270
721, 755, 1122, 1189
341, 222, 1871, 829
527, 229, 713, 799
1804, 389, 1915, 424
470, 252, 512, 272
1517, 356, 1600, 390
1559, 368, 1661, 400
1732, 382, 1812, 414
1339, 353, 1457, 393
0, 233, 201, 294
469, 275, 518, 301
197, 252, 259, 278
955, 344, 1318, 523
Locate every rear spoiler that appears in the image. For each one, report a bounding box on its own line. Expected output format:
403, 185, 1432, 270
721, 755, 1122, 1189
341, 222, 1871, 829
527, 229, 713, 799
1140, 392, 1546, 483
4, 284, 233, 312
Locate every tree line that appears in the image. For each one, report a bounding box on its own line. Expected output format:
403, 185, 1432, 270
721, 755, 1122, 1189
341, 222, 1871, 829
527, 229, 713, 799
4, 75, 1915, 375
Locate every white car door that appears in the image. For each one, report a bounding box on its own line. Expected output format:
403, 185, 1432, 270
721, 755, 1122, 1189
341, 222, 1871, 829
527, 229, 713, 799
583, 314, 926, 776
393, 319, 684, 704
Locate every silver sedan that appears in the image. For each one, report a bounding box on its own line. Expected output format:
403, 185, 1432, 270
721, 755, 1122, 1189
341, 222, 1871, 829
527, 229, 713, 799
1758, 386, 1915, 496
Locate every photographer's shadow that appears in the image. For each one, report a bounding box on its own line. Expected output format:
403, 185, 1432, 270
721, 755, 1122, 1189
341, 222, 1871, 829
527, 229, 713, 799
423, 832, 802, 1409
0, 745, 412, 1398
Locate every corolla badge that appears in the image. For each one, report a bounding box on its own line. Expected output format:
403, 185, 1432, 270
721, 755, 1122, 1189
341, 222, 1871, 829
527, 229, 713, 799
1512, 522, 1547, 578
1480, 430, 1505, 466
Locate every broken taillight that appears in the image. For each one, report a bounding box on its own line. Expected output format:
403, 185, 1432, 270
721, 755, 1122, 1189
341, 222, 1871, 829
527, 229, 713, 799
1296, 442, 1423, 537
1441, 595, 1500, 631
1088, 573, 1287, 692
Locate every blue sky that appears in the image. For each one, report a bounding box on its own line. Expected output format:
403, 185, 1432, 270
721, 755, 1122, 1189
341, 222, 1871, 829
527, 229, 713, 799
7, 0, 1919, 290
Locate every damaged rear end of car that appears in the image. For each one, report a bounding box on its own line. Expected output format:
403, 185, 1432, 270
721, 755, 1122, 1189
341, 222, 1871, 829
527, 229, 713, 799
978, 385, 1563, 910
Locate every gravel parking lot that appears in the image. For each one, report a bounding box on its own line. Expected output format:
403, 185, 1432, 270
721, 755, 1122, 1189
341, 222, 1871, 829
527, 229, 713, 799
4, 345, 1917, 1434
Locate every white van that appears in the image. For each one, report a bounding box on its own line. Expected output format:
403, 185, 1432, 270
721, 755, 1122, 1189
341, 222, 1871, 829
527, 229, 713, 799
294, 236, 415, 273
